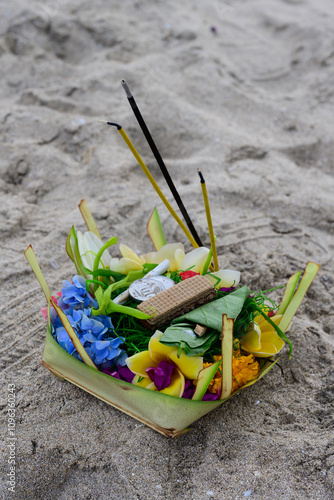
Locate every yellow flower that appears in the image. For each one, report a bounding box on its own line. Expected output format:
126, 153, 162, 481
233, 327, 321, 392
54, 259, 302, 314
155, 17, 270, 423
109, 243, 144, 274
201, 347, 260, 395
109, 243, 185, 274
126, 331, 203, 397
240, 314, 285, 357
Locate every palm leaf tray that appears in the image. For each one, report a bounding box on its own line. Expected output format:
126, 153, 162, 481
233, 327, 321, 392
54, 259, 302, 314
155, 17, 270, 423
25, 199, 319, 438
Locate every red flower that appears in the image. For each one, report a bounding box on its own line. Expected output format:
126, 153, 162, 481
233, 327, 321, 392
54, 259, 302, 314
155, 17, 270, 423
179, 270, 200, 280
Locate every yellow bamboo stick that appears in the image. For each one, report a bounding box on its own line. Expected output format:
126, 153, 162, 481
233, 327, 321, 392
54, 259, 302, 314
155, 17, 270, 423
108, 122, 198, 248
198, 169, 219, 271
220, 314, 233, 399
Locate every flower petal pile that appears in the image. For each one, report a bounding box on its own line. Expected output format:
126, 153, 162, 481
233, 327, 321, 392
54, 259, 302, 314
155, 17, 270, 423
201, 347, 260, 396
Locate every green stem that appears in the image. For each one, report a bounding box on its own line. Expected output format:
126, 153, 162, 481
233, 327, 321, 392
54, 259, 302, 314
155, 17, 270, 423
202, 236, 216, 275
85, 279, 107, 292
93, 237, 117, 273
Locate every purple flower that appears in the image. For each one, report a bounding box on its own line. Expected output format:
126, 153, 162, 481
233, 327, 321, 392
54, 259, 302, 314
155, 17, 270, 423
146, 361, 175, 391
219, 287, 236, 293
102, 365, 135, 383
182, 380, 196, 399
104, 370, 121, 379
118, 365, 135, 383
202, 387, 220, 401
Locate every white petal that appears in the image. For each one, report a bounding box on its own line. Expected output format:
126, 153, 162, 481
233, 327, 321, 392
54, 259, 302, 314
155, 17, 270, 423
84, 231, 112, 268
154, 243, 185, 272
205, 269, 241, 289
77, 231, 95, 271
181, 247, 210, 274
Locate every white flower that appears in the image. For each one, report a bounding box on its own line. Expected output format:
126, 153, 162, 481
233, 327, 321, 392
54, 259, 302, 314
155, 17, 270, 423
77, 231, 112, 275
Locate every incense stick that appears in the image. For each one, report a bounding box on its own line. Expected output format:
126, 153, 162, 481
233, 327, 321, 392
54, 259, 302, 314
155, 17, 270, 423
197, 169, 219, 271
121, 79, 203, 247
107, 122, 199, 248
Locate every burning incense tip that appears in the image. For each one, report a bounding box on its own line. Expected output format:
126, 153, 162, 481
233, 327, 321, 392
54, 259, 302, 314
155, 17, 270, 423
121, 79, 133, 99
197, 169, 205, 184
107, 121, 122, 130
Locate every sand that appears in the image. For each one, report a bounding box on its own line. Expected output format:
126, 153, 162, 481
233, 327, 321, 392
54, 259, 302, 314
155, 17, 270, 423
1, 0, 333, 498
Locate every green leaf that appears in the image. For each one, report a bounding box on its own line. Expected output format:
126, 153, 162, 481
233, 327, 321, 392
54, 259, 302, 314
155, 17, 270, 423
160, 325, 218, 356
66, 229, 81, 275
173, 287, 250, 332
192, 360, 221, 401
147, 206, 167, 250
279, 261, 320, 333
24, 245, 51, 303
143, 263, 158, 273
276, 270, 302, 315
78, 199, 101, 240
201, 236, 215, 275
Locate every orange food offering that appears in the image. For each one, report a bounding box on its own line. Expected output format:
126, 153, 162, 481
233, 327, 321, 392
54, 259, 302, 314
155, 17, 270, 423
199, 344, 260, 396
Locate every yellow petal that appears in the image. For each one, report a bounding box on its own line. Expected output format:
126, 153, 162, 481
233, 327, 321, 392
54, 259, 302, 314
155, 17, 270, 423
259, 315, 282, 333
132, 375, 152, 388
109, 257, 143, 274
149, 331, 176, 363
181, 247, 210, 274
205, 269, 240, 289
154, 243, 185, 272
146, 381, 158, 391
168, 350, 203, 380
175, 248, 185, 271
160, 369, 185, 397
261, 330, 285, 352
119, 244, 143, 265
140, 252, 156, 264
240, 322, 262, 352
249, 342, 284, 357
126, 350, 158, 377
241, 328, 285, 357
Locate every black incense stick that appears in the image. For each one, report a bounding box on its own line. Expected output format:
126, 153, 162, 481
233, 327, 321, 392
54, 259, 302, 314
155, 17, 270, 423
121, 79, 203, 247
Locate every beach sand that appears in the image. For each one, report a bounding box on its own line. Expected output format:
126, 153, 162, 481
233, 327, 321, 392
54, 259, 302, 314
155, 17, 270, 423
0, 0, 333, 498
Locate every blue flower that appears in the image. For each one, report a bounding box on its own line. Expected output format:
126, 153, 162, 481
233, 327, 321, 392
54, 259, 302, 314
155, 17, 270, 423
58, 276, 98, 310
52, 279, 127, 369
55, 327, 76, 356
86, 338, 125, 364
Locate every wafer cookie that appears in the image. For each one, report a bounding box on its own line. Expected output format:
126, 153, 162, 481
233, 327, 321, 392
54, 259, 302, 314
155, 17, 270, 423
137, 275, 217, 329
